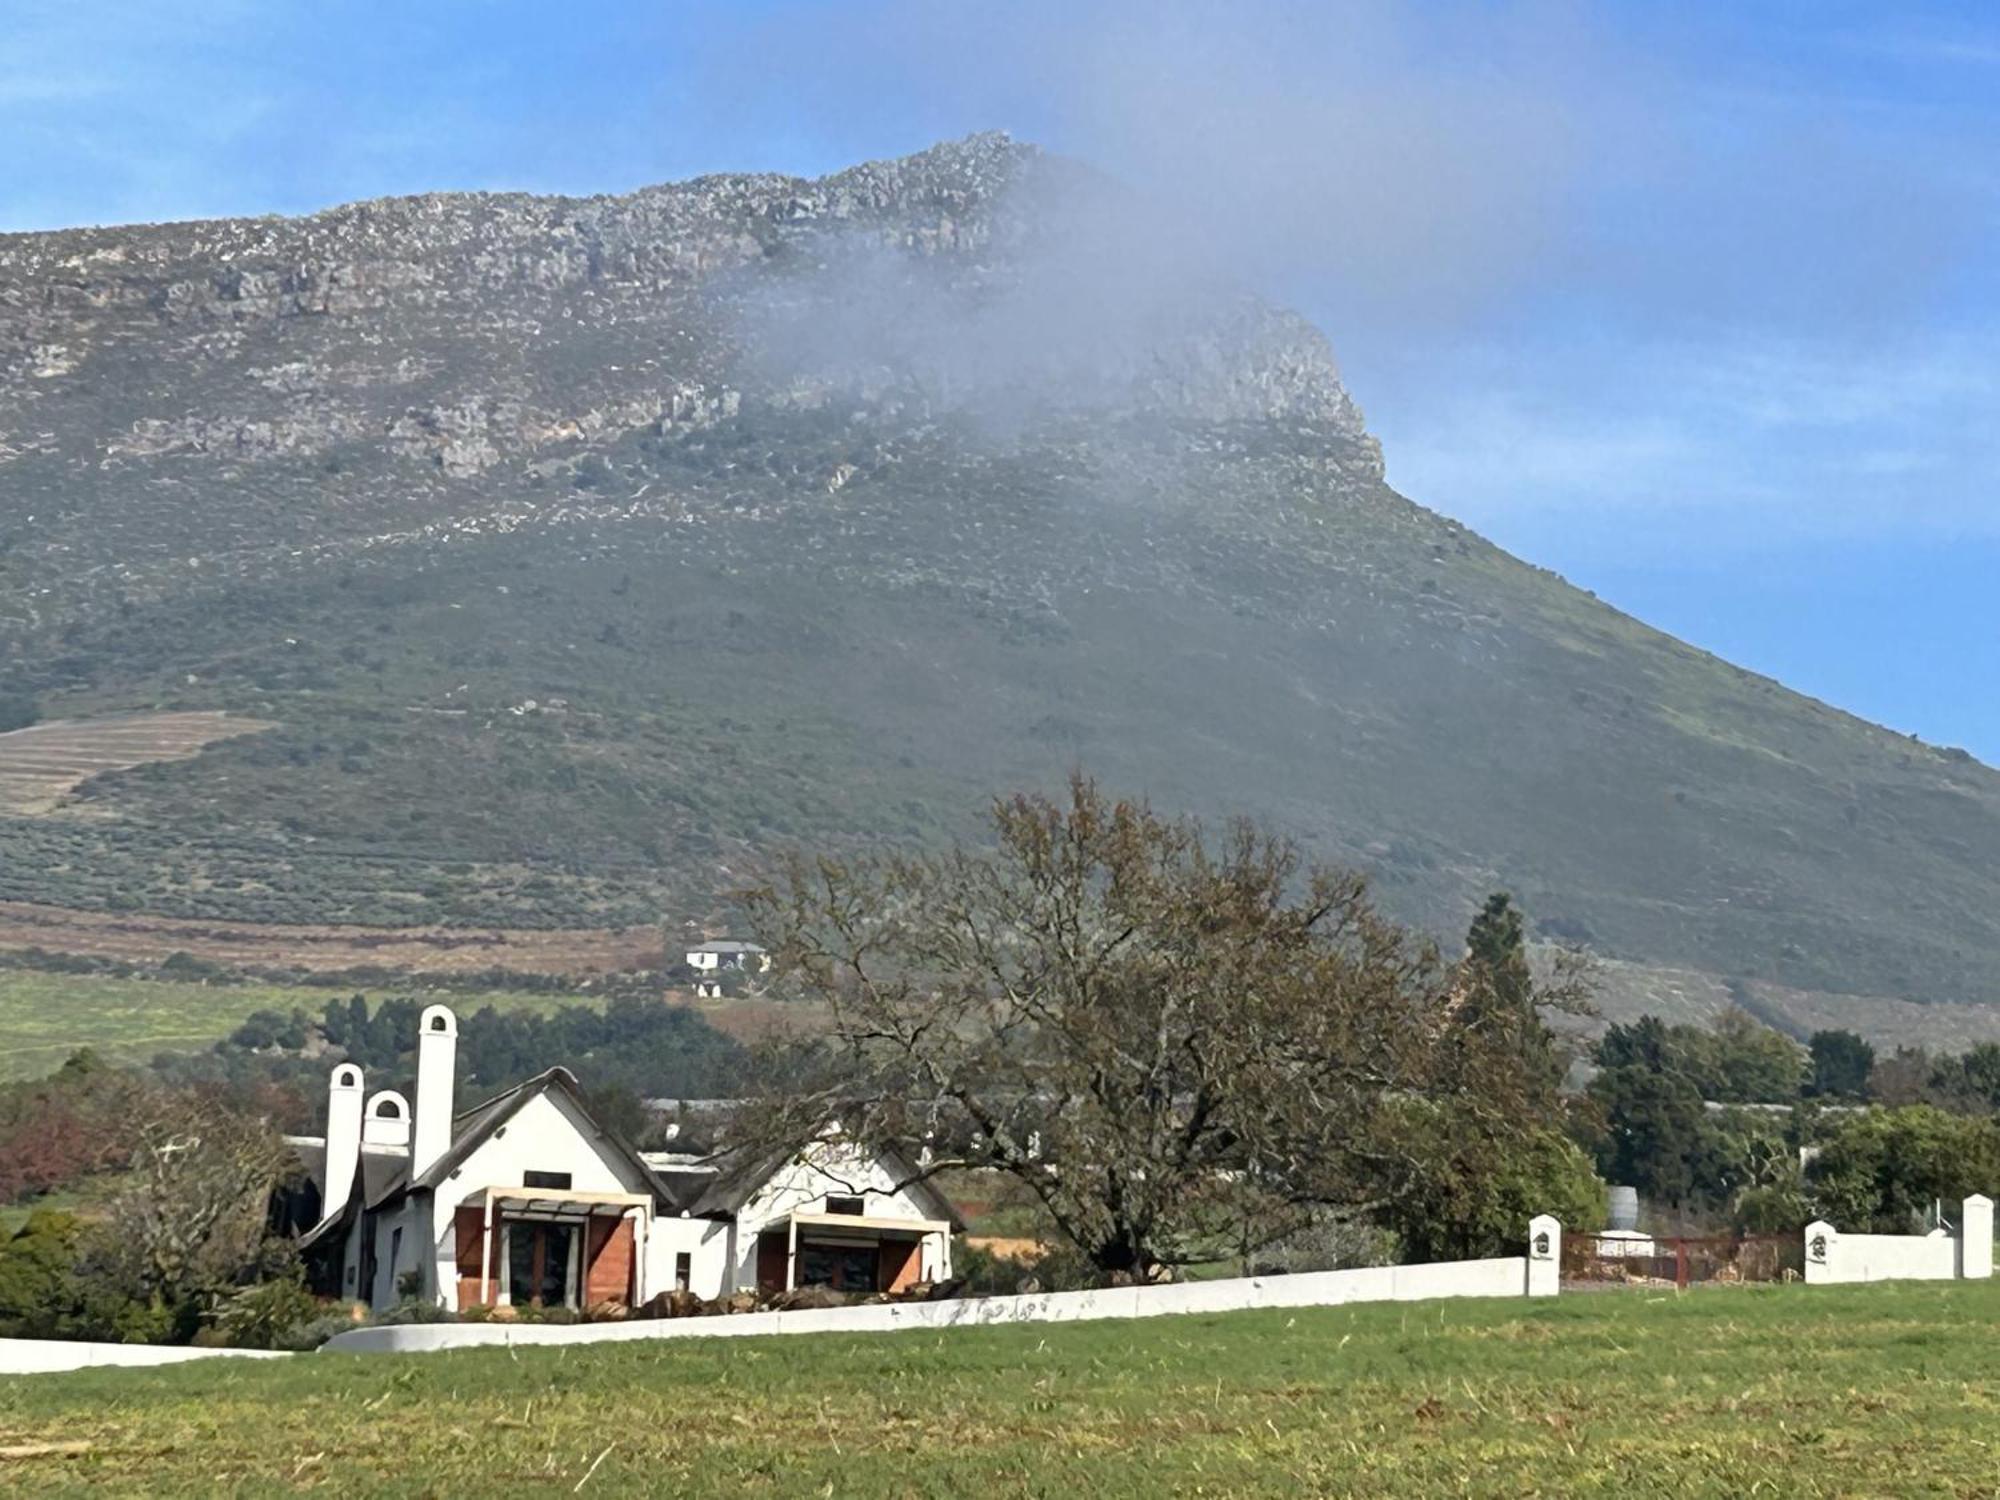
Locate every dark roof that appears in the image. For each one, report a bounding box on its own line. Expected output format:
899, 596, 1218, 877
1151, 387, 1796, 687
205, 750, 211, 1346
687, 1139, 966, 1230
651, 1166, 721, 1205
398, 1066, 682, 1209
287, 1139, 327, 1191
361, 1149, 411, 1208
687, 1145, 797, 1217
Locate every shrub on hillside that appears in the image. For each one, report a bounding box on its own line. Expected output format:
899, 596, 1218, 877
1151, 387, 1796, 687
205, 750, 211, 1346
0, 691, 37, 733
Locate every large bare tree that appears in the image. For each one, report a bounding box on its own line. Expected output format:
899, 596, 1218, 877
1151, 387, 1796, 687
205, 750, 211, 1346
742, 777, 1588, 1279
88, 1089, 298, 1313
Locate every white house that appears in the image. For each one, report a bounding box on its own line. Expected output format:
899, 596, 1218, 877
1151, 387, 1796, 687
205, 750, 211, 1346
291, 1004, 958, 1313
684, 940, 770, 974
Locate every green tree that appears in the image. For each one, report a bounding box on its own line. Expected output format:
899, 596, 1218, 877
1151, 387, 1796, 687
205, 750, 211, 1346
1585, 1065, 1708, 1206
1929, 1043, 2000, 1113
1458, 892, 1571, 1101
1694, 1009, 1804, 1104
1377, 1109, 1606, 1261
1595, 1016, 1673, 1072
1808, 1106, 2000, 1232
1807, 1030, 1875, 1100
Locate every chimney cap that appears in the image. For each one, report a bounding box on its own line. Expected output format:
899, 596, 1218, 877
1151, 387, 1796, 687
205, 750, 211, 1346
419, 1003, 458, 1037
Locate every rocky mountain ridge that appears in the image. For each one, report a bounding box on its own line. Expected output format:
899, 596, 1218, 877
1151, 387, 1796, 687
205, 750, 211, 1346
1, 136, 1996, 1046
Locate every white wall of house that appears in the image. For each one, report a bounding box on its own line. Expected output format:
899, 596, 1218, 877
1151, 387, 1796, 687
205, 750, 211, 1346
646, 1215, 735, 1300
730, 1140, 952, 1292
424, 1089, 658, 1311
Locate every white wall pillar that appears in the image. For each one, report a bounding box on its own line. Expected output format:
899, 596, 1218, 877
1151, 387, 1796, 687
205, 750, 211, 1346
1961, 1196, 1993, 1279
1526, 1214, 1561, 1298
1804, 1220, 1837, 1284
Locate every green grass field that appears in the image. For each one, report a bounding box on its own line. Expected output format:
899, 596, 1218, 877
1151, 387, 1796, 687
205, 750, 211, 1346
3, 1281, 1998, 1495
0, 971, 600, 1080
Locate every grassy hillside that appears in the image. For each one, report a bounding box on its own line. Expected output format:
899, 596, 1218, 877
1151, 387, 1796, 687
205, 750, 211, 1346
1, 1282, 1994, 1494
3, 134, 1998, 1035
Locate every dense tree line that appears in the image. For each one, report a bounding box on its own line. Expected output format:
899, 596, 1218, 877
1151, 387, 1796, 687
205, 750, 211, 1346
160, 993, 748, 1108
1578, 1007, 2000, 1233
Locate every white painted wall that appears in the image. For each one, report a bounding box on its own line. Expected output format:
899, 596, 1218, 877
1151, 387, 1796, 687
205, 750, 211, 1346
423, 1088, 657, 1311
731, 1139, 949, 1291
323, 1254, 1535, 1355
1806, 1226, 1959, 1285
1804, 1200, 1995, 1286
0, 1339, 289, 1375
645, 1215, 734, 1300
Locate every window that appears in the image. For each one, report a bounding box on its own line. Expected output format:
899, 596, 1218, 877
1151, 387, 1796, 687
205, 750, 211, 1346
523, 1170, 572, 1190
824, 1195, 864, 1216
675, 1252, 692, 1292
505, 1221, 578, 1308
799, 1243, 880, 1292
388, 1227, 403, 1281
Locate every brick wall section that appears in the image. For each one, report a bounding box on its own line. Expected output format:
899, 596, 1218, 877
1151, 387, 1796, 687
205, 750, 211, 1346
454, 1206, 498, 1308
585, 1217, 636, 1305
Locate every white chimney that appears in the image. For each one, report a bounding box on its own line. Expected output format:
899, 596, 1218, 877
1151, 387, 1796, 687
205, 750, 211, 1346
413, 1003, 458, 1178
321, 1063, 365, 1222
362, 1090, 412, 1149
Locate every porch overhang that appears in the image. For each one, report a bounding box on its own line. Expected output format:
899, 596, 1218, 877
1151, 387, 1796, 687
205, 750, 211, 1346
784, 1210, 952, 1239
763, 1210, 956, 1294
468, 1185, 654, 1221
459, 1186, 655, 1310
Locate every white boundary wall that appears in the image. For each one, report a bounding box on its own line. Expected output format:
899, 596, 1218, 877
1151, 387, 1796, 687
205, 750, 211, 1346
0, 1339, 290, 1375
325, 1244, 1549, 1356
1805, 1195, 1993, 1286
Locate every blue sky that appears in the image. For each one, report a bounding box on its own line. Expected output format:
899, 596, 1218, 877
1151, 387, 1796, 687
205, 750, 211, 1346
5, 1, 1997, 759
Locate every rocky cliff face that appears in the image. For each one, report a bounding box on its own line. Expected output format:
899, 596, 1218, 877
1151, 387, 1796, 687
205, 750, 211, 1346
1, 133, 1366, 491
2, 136, 1997, 1044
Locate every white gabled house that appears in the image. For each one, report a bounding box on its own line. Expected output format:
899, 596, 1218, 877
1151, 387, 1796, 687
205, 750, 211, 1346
683, 940, 770, 974
291, 1004, 959, 1312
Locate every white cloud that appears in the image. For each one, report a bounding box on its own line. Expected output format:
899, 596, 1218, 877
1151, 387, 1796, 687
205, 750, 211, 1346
1376, 331, 2000, 551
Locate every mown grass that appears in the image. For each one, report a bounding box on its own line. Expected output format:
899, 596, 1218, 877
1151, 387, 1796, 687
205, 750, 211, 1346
4, 1281, 1999, 1495
0, 971, 598, 1079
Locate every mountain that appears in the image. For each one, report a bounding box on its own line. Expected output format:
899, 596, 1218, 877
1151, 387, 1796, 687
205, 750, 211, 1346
3, 134, 1998, 1042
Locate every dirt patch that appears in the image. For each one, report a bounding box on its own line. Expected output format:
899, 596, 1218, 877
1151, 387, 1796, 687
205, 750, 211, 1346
0, 901, 663, 977
964, 1236, 1047, 1264
662, 991, 826, 1043
0, 711, 274, 815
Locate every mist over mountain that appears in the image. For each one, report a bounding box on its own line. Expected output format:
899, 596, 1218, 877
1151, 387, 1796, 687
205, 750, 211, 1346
3, 135, 1997, 1044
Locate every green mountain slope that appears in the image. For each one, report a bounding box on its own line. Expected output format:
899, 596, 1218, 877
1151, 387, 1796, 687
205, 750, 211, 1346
2, 135, 1996, 1034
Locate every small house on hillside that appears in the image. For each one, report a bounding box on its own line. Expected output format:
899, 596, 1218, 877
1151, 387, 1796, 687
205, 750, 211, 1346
684, 940, 770, 974
287, 1004, 959, 1313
